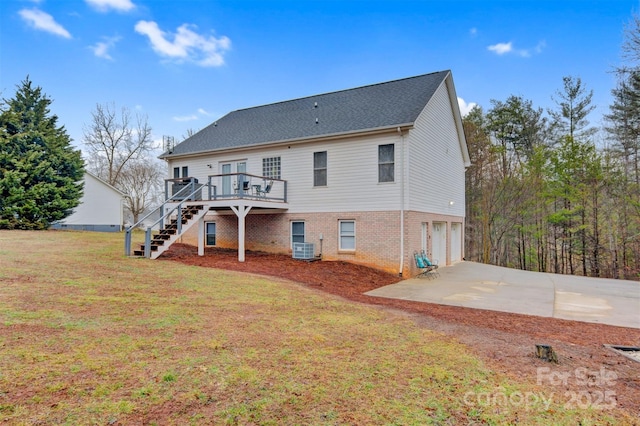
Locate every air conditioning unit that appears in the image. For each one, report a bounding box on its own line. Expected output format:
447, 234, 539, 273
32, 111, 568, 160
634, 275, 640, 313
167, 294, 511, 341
292, 242, 315, 260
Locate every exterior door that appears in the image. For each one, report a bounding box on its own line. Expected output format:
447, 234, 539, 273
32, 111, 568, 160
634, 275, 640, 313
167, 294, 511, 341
421, 222, 428, 253
221, 161, 247, 195
432, 222, 446, 265
451, 222, 462, 263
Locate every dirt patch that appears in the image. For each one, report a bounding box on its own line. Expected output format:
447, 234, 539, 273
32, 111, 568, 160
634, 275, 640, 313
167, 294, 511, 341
160, 244, 640, 419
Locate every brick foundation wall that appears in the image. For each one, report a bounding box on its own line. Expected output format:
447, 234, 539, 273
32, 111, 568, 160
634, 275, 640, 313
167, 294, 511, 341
179, 209, 464, 277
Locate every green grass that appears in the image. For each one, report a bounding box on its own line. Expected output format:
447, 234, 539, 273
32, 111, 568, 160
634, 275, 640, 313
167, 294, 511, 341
0, 230, 632, 425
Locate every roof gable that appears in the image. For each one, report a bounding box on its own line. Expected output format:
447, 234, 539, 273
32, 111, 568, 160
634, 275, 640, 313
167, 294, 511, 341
162, 70, 451, 157
85, 171, 126, 196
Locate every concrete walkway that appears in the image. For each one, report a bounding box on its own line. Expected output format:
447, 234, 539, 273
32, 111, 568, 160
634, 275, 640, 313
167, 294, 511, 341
366, 261, 640, 329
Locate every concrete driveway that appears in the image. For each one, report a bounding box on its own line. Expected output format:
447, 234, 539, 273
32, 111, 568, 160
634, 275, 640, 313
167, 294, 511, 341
366, 261, 640, 329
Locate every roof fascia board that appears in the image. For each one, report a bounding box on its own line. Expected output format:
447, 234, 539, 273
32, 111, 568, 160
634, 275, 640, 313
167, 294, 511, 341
444, 72, 471, 167
160, 123, 415, 160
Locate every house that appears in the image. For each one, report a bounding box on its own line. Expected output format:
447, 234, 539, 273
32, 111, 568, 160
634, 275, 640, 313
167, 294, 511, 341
52, 172, 125, 232
138, 70, 469, 277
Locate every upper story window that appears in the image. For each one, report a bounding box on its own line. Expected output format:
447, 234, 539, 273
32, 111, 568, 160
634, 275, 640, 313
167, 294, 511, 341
378, 144, 394, 183
313, 151, 327, 187
262, 157, 281, 179
173, 166, 188, 178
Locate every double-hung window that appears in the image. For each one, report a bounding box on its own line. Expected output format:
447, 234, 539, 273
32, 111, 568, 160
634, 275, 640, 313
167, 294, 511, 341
378, 144, 394, 183
339, 220, 355, 251
313, 151, 327, 187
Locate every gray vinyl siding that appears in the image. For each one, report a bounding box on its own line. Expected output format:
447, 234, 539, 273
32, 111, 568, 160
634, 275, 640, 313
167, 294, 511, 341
406, 80, 466, 216
167, 132, 403, 213
284, 133, 402, 213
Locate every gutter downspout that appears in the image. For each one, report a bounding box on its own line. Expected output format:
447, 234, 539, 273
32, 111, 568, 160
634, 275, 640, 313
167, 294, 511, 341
398, 126, 405, 277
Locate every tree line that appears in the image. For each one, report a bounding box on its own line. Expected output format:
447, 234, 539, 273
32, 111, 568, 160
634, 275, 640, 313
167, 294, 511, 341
463, 15, 640, 280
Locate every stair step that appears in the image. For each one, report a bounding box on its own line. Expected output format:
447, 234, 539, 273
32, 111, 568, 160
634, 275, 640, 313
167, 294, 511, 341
133, 203, 207, 258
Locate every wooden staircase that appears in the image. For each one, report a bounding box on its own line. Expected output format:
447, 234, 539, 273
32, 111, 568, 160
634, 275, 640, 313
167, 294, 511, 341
132, 204, 208, 259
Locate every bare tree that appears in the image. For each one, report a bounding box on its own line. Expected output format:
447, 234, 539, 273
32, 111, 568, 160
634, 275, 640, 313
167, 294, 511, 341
83, 103, 165, 226
622, 13, 640, 66
118, 160, 164, 224
83, 103, 154, 186
181, 128, 199, 141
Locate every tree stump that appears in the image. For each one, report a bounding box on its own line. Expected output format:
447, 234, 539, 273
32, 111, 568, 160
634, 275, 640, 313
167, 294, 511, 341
535, 344, 558, 363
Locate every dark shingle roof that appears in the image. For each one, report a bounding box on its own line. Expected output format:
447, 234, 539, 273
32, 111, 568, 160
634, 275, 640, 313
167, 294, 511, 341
162, 70, 450, 158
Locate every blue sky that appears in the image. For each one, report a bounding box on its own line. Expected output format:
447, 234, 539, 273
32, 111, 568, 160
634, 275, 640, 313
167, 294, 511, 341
1, 0, 638, 152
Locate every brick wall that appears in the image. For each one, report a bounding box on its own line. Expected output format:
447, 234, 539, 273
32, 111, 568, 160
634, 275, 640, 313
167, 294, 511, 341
179, 209, 465, 277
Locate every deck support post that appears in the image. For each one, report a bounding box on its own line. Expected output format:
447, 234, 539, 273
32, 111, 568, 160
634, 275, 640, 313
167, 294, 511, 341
198, 215, 205, 256
230, 204, 252, 262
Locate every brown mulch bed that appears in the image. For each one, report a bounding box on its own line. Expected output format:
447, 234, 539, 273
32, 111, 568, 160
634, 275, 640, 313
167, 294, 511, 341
160, 244, 640, 420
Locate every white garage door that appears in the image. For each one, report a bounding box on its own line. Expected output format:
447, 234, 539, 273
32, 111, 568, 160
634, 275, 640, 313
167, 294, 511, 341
451, 222, 462, 263
432, 222, 446, 266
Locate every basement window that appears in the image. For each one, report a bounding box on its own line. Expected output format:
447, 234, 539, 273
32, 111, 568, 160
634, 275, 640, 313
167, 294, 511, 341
339, 220, 355, 251
205, 222, 216, 246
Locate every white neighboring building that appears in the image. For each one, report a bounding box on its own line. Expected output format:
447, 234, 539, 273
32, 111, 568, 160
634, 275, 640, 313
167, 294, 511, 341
52, 172, 125, 232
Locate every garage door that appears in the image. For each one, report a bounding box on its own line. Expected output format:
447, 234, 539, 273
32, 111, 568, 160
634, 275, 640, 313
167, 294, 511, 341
451, 222, 462, 263
432, 222, 446, 265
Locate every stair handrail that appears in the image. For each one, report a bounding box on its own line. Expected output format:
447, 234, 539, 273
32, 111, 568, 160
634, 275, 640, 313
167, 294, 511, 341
124, 204, 162, 256
124, 179, 205, 257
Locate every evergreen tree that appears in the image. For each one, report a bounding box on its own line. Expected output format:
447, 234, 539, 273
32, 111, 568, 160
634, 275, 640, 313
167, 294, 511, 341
0, 77, 84, 229
549, 76, 596, 144
485, 96, 547, 176
606, 71, 640, 185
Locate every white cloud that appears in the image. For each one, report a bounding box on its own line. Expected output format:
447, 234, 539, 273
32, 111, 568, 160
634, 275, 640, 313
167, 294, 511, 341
85, 0, 135, 12
469, 27, 477, 37
18, 8, 71, 39
173, 115, 199, 122
535, 40, 547, 54
134, 20, 231, 67
197, 108, 215, 116
90, 36, 121, 60
488, 41, 512, 55
488, 40, 545, 58
457, 97, 477, 117
174, 108, 218, 122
